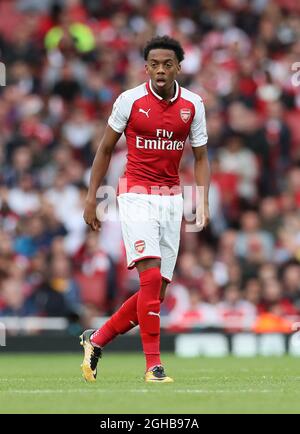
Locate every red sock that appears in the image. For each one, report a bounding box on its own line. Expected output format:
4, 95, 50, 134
91, 292, 139, 348
137, 267, 162, 370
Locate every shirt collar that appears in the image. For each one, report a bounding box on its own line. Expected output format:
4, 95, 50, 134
149, 80, 179, 102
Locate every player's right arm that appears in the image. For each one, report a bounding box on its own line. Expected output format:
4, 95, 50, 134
84, 125, 121, 231
84, 90, 132, 230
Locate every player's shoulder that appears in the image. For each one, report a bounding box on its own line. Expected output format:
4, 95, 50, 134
180, 86, 204, 107
117, 82, 148, 104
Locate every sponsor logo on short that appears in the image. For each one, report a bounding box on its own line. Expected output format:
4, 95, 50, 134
180, 108, 191, 123
134, 240, 145, 253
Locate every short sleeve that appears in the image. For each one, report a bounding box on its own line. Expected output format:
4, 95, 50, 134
189, 97, 208, 147
108, 93, 130, 134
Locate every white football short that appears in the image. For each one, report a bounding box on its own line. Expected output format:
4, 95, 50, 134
117, 193, 183, 282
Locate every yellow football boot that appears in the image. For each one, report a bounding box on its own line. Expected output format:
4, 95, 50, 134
145, 366, 174, 383
79, 329, 102, 382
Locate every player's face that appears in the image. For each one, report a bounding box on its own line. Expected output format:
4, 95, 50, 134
145, 49, 181, 92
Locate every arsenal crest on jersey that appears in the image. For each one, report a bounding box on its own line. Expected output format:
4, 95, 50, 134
134, 240, 145, 254
180, 108, 191, 123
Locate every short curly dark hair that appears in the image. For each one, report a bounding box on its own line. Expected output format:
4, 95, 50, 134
143, 35, 185, 63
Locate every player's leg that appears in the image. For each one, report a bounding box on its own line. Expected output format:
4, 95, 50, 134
136, 258, 161, 369
91, 272, 168, 347
90, 291, 139, 347
80, 271, 170, 382
119, 193, 173, 381
142, 193, 183, 383
135, 258, 173, 382
90, 275, 168, 347
80, 193, 161, 382
80, 292, 139, 382
91, 242, 169, 349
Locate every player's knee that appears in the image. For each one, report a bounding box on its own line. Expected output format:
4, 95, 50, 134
139, 266, 162, 291
136, 258, 161, 274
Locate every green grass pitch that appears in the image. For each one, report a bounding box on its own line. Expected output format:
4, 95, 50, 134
0, 353, 300, 414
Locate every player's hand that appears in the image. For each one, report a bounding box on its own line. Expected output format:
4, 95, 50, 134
196, 202, 210, 231
83, 199, 101, 232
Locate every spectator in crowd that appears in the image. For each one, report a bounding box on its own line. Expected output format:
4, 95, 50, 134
235, 211, 275, 279
260, 197, 282, 238
217, 283, 257, 332
218, 134, 258, 202
74, 230, 111, 313
7, 173, 40, 216
40, 254, 82, 317
281, 262, 300, 312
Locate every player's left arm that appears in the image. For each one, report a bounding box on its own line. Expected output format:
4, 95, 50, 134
192, 145, 210, 230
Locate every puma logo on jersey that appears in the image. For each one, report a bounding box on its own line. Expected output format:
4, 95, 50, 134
139, 108, 151, 118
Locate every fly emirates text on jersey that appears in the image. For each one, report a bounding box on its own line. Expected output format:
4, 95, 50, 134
136, 129, 184, 151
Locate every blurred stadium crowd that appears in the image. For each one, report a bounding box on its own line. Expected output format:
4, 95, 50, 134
0, 0, 300, 333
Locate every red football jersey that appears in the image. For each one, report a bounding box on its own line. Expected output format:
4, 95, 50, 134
108, 80, 207, 195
